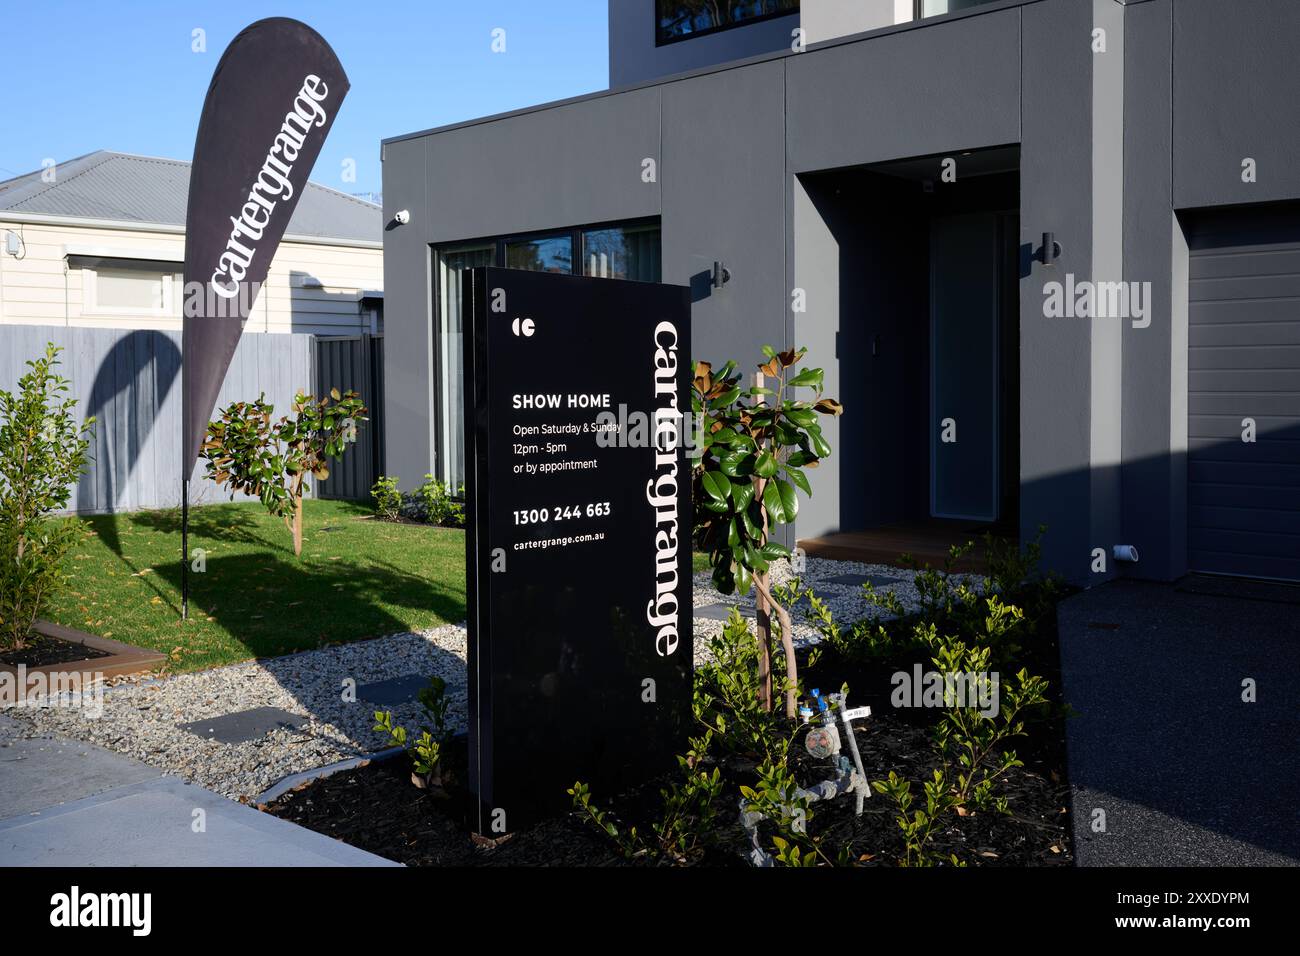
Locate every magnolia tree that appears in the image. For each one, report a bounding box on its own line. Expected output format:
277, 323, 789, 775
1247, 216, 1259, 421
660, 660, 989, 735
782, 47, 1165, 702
0, 344, 94, 651
202, 389, 366, 556
691, 347, 841, 718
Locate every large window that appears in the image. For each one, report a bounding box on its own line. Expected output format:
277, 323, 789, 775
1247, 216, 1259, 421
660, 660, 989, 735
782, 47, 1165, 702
656, 0, 799, 45
432, 219, 661, 486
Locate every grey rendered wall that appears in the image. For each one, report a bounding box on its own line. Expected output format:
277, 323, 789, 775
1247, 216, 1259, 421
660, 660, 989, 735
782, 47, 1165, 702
609, 0, 798, 88
661, 60, 787, 377
784, 7, 1021, 174
1121, 0, 1185, 581
1173, 0, 1300, 209
0, 325, 314, 514
1017, 0, 1098, 582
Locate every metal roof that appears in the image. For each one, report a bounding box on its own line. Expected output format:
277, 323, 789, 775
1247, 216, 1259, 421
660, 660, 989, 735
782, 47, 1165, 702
0, 151, 381, 244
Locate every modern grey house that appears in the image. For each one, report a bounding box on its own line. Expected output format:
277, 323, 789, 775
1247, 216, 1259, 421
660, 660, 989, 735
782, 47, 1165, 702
381, 0, 1300, 585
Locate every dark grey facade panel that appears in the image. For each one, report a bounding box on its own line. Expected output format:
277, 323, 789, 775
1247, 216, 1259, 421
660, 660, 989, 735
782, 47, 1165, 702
1173, 0, 1300, 208
1121, 0, 1184, 582
1017, 0, 1096, 582
381, 135, 435, 493
661, 60, 787, 373
784, 7, 1021, 175
417, 88, 663, 244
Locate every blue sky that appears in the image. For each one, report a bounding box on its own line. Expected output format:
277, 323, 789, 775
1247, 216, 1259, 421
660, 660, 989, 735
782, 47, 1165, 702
0, 1, 609, 198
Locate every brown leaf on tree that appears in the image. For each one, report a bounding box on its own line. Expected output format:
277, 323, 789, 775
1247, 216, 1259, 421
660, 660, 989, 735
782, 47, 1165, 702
813, 398, 844, 416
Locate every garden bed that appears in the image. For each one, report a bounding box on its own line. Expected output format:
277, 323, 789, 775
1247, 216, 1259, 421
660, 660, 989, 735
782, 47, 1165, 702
261, 543, 1075, 868
0, 621, 165, 680
260, 707, 1071, 867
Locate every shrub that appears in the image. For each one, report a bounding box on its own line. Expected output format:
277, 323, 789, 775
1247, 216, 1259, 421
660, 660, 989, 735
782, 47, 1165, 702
370, 475, 403, 521
414, 474, 464, 527
202, 388, 366, 556
0, 344, 94, 651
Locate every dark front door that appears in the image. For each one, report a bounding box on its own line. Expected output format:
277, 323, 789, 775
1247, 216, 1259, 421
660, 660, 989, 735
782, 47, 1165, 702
930, 213, 1002, 522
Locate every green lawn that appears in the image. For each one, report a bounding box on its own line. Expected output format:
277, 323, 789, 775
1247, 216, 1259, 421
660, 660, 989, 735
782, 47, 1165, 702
49, 499, 467, 674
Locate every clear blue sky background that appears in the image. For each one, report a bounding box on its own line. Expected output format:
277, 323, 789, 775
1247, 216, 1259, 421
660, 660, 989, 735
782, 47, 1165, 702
0, 1, 609, 198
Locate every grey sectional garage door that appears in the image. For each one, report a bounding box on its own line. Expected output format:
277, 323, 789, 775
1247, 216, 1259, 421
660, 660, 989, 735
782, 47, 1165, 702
1186, 204, 1300, 581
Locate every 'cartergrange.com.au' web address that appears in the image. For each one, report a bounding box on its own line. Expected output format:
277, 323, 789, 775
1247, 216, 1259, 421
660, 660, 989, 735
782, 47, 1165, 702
513, 531, 606, 552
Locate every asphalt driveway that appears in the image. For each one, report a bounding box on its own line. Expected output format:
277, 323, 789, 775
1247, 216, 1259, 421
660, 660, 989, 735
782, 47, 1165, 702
1059, 578, 1300, 866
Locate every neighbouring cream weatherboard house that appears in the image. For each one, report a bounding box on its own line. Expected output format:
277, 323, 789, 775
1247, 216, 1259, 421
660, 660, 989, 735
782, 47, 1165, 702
0, 151, 383, 334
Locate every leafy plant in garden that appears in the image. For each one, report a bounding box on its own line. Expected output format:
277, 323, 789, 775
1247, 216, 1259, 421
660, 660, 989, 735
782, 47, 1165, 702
569, 726, 725, 864
872, 770, 965, 867
927, 635, 1050, 812
202, 389, 366, 556
370, 475, 403, 521
693, 609, 791, 764
0, 344, 94, 651
415, 474, 464, 527
374, 675, 454, 790
691, 347, 842, 716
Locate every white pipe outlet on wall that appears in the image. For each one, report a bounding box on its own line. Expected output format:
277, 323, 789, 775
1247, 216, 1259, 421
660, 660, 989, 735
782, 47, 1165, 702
1113, 544, 1140, 564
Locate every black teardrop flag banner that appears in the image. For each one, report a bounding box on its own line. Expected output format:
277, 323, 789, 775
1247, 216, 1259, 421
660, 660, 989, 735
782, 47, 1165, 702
181, 17, 350, 474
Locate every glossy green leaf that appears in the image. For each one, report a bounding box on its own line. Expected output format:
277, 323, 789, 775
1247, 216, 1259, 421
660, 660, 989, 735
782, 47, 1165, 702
775, 478, 798, 521
701, 470, 731, 503
731, 478, 754, 511
787, 466, 811, 497
762, 479, 785, 524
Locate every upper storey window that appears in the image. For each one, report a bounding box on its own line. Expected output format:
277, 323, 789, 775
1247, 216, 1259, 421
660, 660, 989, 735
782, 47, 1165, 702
655, 0, 799, 46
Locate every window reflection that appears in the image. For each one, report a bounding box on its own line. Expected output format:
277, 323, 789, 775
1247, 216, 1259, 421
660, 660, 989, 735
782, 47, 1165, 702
656, 0, 799, 44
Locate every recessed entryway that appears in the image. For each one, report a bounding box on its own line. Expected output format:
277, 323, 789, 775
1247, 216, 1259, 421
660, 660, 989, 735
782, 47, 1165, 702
794, 145, 1021, 559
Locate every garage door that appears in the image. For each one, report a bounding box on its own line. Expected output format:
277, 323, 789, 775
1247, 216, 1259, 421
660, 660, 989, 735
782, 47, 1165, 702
1187, 204, 1300, 581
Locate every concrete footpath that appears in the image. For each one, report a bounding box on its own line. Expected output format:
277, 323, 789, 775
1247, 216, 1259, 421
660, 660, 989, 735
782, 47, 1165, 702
0, 717, 398, 866
1059, 579, 1300, 866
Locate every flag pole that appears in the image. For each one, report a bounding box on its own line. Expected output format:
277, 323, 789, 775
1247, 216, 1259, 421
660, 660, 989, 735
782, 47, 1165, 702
181, 477, 190, 621
181, 340, 189, 622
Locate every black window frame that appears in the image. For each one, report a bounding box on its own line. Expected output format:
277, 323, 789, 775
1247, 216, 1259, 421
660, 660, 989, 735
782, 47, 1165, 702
428, 217, 663, 484
654, 0, 800, 47
432, 216, 663, 282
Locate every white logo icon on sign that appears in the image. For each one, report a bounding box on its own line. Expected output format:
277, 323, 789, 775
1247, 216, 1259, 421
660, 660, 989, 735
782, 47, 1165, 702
511, 317, 535, 337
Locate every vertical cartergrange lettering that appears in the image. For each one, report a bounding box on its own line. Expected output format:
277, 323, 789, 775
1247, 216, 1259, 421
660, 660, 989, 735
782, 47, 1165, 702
646, 320, 681, 657
209, 74, 332, 299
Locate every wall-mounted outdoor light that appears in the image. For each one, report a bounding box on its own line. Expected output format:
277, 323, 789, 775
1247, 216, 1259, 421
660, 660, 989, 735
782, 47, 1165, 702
711, 260, 731, 289
4, 230, 22, 257
1034, 231, 1062, 267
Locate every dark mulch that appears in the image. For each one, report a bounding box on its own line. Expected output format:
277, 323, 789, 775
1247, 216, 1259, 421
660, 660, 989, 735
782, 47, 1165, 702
261, 740, 630, 867
261, 708, 1072, 867
0, 633, 112, 668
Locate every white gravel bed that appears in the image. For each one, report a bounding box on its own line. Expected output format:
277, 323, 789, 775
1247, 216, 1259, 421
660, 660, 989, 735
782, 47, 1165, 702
692, 555, 928, 649
4, 625, 471, 801
2, 556, 938, 802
